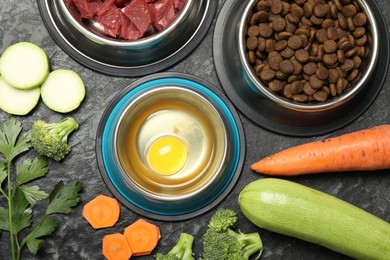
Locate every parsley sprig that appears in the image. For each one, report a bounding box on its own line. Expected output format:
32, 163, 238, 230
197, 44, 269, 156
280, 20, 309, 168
0, 117, 83, 260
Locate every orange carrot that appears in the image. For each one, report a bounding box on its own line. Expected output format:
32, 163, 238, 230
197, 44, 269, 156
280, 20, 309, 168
124, 219, 161, 256
82, 195, 120, 229
251, 125, 390, 176
102, 233, 132, 260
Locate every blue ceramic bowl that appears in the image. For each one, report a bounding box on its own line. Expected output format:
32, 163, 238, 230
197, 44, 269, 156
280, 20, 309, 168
96, 73, 245, 221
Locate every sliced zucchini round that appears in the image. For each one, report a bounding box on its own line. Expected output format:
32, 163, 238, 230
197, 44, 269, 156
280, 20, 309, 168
0, 42, 49, 90
0, 77, 41, 115
40, 70, 86, 113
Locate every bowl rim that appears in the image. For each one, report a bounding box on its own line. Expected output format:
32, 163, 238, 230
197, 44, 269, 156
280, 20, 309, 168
59, 0, 194, 47
113, 85, 229, 202
238, 0, 380, 112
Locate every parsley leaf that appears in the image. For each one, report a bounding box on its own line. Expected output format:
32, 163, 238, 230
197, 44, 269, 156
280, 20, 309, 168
0, 117, 31, 161
0, 207, 33, 233
0, 187, 33, 233
46, 180, 83, 215
18, 185, 49, 205
16, 157, 48, 186
22, 215, 58, 255
11, 188, 33, 233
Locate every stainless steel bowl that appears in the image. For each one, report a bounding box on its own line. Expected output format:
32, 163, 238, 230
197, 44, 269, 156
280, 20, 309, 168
114, 86, 228, 202
38, 0, 217, 76
238, 0, 379, 113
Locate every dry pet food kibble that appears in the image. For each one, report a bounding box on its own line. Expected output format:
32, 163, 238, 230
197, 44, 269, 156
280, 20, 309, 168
245, 0, 371, 103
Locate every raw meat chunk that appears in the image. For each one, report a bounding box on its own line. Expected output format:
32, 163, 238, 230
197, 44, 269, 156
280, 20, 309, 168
96, 3, 122, 37
120, 12, 142, 40
122, 0, 153, 36
149, 0, 176, 31
65, 0, 83, 22
97, 0, 116, 16
72, 0, 102, 18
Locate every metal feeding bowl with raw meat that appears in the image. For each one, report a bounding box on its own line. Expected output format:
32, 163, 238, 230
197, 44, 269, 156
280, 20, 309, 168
61, 0, 192, 47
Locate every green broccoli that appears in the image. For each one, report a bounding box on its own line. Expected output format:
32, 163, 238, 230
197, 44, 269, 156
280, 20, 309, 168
201, 209, 263, 260
155, 233, 195, 260
31, 117, 78, 161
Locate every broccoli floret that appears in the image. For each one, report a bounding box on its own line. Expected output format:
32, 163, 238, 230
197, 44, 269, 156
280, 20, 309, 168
31, 117, 78, 161
155, 233, 195, 260
208, 207, 238, 232
201, 209, 263, 260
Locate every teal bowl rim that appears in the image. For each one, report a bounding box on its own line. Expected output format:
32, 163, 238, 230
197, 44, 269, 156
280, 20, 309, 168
95, 72, 245, 221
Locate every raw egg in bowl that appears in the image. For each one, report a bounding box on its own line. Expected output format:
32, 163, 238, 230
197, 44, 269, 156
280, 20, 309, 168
96, 73, 245, 221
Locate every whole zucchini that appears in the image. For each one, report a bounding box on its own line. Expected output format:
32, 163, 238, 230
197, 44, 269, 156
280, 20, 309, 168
238, 178, 390, 259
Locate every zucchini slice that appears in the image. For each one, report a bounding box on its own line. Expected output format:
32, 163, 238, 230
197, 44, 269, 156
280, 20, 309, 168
0, 77, 40, 115
40, 70, 85, 113
0, 42, 49, 89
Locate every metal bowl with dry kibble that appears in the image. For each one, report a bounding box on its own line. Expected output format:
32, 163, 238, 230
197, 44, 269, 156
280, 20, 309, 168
238, 0, 379, 112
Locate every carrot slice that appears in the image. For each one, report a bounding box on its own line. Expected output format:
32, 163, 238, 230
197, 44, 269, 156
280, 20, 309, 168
82, 195, 120, 229
251, 125, 390, 176
124, 219, 161, 256
102, 233, 132, 260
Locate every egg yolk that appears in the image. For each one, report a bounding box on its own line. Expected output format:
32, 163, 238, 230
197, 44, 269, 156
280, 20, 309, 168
146, 135, 188, 175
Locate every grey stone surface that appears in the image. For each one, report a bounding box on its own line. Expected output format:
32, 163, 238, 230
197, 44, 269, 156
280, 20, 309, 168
0, 0, 389, 259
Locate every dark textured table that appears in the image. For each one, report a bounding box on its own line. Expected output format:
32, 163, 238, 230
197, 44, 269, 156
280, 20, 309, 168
1, 0, 390, 259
